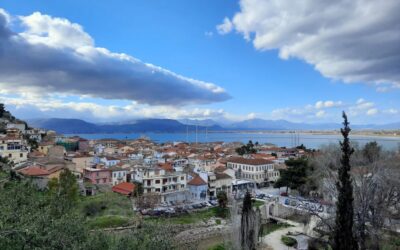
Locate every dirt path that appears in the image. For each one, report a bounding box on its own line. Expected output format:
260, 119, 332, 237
262, 219, 304, 250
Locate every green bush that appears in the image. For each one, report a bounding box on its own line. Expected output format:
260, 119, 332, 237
212, 207, 229, 218
87, 215, 131, 229
215, 219, 221, 225
83, 200, 107, 216
281, 235, 297, 247
208, 243, 225, 250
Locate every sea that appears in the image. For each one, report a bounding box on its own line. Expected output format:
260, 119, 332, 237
65, 132, 400, 150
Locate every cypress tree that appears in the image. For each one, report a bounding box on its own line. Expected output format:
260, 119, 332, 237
333, 112, 357, 250
241, 191, 256, 250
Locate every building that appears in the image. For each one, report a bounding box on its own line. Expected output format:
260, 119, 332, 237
227, 157, 280, 185
142, 167, 188, 203
71, 154, 93, 173
6, 122, 26, 134
208, 172, 232, 198
38, 141, 54, 155
17, 165, 65, 189
0, 133, 29, 163
109, 166, 128, 186
112, 182, 135, 196
100, 156, 120, 167
83, 167, 111, 185
187, 175, 208, 201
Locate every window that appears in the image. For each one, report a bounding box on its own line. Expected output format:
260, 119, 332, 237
114, 173, 116, 178
181, 176, 184, 180
155, 180, 160, 184
8, 154, 12, 158
20, 153, 23, 158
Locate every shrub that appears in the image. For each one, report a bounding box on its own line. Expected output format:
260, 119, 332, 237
87, 215, 131, 229
215, 219, 221, 225
83, 200, 107, 216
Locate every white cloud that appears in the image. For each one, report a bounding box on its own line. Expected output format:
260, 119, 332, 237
219, 0, 400, 90
315, 110, 326, 117
216, 17, 233, 35
204, 31, 213, 37
384, 108, 398, 114
366, 108, 378, 116
0, 9, 230, 106
0, 93, 228, 122
315, 100, 342, 109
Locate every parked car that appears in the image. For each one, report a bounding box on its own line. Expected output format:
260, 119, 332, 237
209, 200, 218, 206
256, 194, 265, 199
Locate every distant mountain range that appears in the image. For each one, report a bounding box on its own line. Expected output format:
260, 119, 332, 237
28, 118, 400, 134
28, 118, 223, 134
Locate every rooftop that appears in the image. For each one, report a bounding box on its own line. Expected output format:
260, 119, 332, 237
227, 157, 274, 165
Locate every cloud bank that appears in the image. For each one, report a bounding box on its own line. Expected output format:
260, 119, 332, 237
218, 0, 400, 90
0, 9, 230, 106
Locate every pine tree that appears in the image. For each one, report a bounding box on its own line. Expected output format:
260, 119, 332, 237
333, 112, 357, 250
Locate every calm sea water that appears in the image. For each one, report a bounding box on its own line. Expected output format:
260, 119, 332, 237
66, 132, 400, 150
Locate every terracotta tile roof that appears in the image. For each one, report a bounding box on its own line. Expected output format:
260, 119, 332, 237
46, 166, 64, 174
187, 175, 207, 186
227, 157, 274, 165
18, 166, 49, 176
112, 182, 135, 195
158, 162, 174, 172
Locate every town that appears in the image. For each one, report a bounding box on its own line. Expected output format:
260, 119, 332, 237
1, 1, 400, 249
1, 104, 399, 250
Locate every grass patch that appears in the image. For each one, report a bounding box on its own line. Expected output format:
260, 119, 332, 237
382, 234, 400, 250
281, 235, 297, 247
208, 243, 226, 250
146, 207, 229, 225
261, 222, 293, 236
87, 215, 132, 229
78, 192, 133, 217
253, 200, 265, 208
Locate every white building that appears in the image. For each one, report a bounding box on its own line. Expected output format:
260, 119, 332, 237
0, 135, 29, 163
100, 156, 120, 167
6, 123, 26, 134
109, 167, 128, 186
227, 157, 280, 185
142, 167, 188, 203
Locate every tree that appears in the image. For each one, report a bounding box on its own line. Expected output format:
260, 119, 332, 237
333, 112, 357, 250
362, 141, 381, 164
133, 181, 144, 197
236, 141, 258, 156
217, 190, 228, 209
0, 103, 5, 117
274, 158, 309, 194
48, 168, 79, 215
240, 191, 260, 250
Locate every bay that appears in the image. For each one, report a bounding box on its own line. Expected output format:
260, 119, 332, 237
66, 132, 400, 150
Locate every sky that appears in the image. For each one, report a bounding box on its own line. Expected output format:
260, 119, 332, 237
0, 0, 399, 124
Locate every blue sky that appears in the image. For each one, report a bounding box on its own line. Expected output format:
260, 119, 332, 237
0, 0, 399, 124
